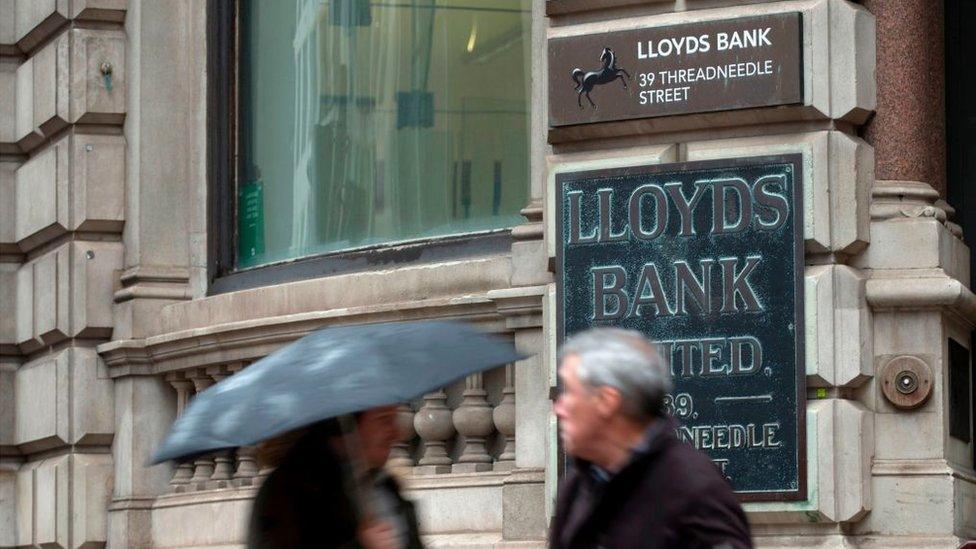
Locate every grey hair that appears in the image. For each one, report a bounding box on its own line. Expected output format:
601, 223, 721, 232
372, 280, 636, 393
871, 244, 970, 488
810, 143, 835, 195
558, 328, 672, 420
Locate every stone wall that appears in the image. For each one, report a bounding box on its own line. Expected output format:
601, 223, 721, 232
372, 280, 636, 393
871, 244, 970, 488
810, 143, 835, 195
1, 0, 974, 548
545, 0, 975, 547
0, 1, 127, 547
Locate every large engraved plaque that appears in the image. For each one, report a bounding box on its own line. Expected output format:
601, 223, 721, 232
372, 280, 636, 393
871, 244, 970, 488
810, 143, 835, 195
557, 155, 806, 500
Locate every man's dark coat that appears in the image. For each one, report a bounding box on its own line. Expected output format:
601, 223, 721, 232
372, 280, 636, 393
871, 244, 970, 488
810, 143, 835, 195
550, 423, 753, 549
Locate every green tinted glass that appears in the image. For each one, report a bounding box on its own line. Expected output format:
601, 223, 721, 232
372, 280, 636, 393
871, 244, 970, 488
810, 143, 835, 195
238, 0, 531, 269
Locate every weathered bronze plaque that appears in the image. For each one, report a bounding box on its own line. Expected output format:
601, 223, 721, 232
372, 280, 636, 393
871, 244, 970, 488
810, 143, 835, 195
548, 13, 803, 127
557, 155, 806, 501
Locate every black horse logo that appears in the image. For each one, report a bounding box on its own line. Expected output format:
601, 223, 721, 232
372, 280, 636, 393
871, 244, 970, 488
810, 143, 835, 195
571, 47, 631, 109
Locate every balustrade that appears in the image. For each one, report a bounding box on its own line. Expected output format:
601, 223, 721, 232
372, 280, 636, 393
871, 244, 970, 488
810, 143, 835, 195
162, 362, 517, 493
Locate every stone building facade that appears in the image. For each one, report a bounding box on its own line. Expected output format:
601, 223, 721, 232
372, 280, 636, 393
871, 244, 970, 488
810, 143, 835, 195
0, 0, 973, 548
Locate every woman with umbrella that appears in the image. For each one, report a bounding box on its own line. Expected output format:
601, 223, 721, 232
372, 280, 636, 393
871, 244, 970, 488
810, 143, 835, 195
247, 406, 422, 548
151, 320, 521, 549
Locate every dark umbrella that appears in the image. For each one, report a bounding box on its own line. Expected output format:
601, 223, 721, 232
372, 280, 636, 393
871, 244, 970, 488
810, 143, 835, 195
151, 319, 523, 464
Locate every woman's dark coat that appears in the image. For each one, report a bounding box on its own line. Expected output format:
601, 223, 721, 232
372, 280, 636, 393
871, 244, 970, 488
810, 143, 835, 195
550, 423, 753, 549
246, 422, 423, 549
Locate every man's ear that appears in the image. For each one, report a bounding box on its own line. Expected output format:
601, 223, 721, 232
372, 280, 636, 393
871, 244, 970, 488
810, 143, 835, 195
594, 385, 623, 418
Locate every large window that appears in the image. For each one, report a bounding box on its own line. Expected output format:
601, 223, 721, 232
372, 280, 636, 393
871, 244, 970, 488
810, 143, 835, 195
231, 0, 531, 271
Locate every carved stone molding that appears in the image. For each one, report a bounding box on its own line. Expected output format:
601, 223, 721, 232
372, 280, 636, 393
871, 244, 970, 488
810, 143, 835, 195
114, 265, 192, 304
487, 286, 547, 331
98, 296, 508, 377
865, 274, 976, 326
512, 200, 544, 242
870, 180, 962, 239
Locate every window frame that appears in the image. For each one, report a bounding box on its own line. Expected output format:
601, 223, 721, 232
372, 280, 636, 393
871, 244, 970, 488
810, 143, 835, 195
206, 0, 517, 295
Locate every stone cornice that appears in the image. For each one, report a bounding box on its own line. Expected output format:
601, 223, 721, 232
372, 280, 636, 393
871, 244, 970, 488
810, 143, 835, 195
487, 285, 548, 330
98, 292, 543, 377
114, 265, 193, 303
512, 201, 544, 241
872, 459, 976, 484
865, 272, 976, 326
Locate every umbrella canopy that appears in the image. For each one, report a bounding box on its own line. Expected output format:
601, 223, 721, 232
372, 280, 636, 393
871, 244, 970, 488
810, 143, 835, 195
152, 319, 523, 464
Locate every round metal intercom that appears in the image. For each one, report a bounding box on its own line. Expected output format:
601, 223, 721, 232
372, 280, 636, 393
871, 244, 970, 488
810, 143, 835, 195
895, 370, 918, 394
881, 355, 932, 409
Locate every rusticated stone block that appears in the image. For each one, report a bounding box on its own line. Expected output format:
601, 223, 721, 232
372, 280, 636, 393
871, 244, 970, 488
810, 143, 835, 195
14, 28, 125, 152
70, 0, 127, 22
834, 399, 873, 522
69, 348, 114, 446
14, 347, 114, 453
0, 60, 15, 147
806, 399, 873, 523
0, 161, 17, 254
32, 28, 70, 137
15, 56, 42, 150
70, 133, 125, 232
35, 454, 69, 547
14, 351, 67, 452
15, 460, 38, 547
0, 460, 16, 547
69, 28, 125, 125
71, 453, 112, 547
15, 242, 69, 350
0, 264, 15, 352
829, 0, 877, 122
829, 132, 873, 255
0, 361, 15, 448
14, 0, 68, 53
805, 265, 873, 388
14, 453, 108, 548
15, 135, 68, 248
15, 241, 122, 352
686, 131, 872, 255
0, 0, 15, 47
15, 132, 125, 251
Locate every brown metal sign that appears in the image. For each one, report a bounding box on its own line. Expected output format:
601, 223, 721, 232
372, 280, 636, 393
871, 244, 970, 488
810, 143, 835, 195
548, 13, 803, 127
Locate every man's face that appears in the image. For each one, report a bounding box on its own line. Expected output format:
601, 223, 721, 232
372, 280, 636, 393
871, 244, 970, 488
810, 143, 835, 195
357, 405, 401, 469
554, 355, 605, 461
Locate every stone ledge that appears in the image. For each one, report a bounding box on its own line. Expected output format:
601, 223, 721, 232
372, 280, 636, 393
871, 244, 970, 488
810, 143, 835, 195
406, 470, 511, 491
423, 533, 545, 549
156, 256, 512, 335
865, 273, 976, 326
99, 295, 508, 377
488, 286, 547, 330
873, 459, 976, 483
753, 533, 969, 548
545, 0, 669, 17
152, 486, 258, 510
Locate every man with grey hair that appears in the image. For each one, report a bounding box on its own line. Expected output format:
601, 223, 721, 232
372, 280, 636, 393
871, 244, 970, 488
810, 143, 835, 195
550, 327, 752, 549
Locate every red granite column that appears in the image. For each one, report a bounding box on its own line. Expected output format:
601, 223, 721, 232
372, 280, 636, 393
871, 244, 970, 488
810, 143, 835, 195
862, 0, 946, 196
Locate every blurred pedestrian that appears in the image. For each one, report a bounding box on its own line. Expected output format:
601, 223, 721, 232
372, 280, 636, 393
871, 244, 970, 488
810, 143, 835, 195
550, 328, 752, 549
247, 406, 423, 549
